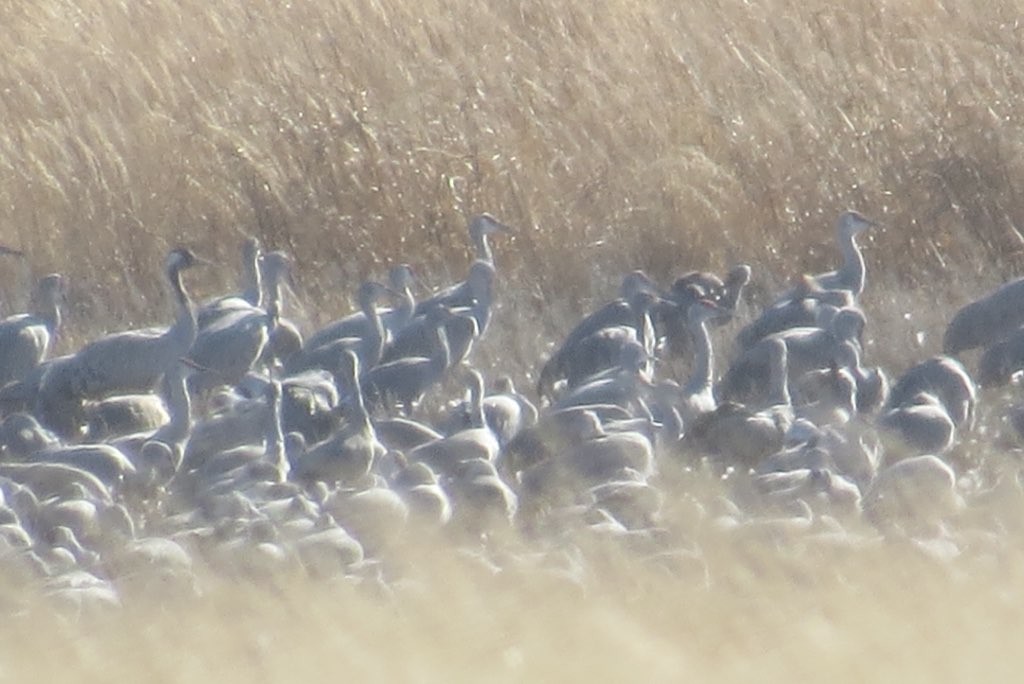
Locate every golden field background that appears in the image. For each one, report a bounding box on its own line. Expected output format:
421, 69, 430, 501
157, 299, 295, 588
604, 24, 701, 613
2, 0, 1024, 680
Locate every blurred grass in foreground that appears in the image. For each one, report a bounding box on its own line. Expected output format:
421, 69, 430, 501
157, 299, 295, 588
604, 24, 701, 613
1, 1, 1024, 680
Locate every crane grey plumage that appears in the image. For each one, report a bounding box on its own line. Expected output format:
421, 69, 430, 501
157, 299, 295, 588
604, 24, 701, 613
287, 281, 395, 374
407, 368, 501, 476
944, 277, 1024, 355
0, 274, 64, 389
551, 342, 653, 418
108, 358, 193, 486
38, 248, 203, 422
662, 265, 751, 357
538, 271, 659, 398
85, 394, 169, 441
373, 417, 444, 452
189, 250, 293, 393
886, 356, 976, 430
466, 213, 512, 265
736, 274, 855, 350
261, 251, 305, 367
291, 350, 385, 485
689, 337, 792, 467
363, 315, 451, 413
413, 260, 497, 337
305, 265, 415, 352
976, 327, 1024, 387
678, 299, 726, 424
863, 455, 962, 532
777, 211, 875, 303
558, 292, 661, 393
411, 214, 508, 323
721, 307, 866, 402
878, 391, 956, 456
196, 236, 262, 328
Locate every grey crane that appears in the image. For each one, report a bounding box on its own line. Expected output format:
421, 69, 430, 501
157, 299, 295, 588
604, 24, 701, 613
481, 376, 538, 448
551, 341, 654, 418
291, 350, 385, 485
410, 260, 497, 338
260, 251, 305, 367
466, 213, 512, 265
410, 213, 509, 322
373, 417, 444, 452
518, 410, 654, 512
677, 298, 727, 424
688, 336, 792, 468
0, 412, 59, 457
886, 356, 976, 430
185, 380, 292, 494
878, 391, 957, 457
553, 292, 662, 394
407, 368, 501, 477
108, 358, 194, 487
776, 210, 875, 303
444, 457, 518, 535
977, 327, 1024, 387
660, 264, 751, 357
378, 301, 479, 370
0, 273, 64, 388
736, 274, 855, 350
863, 454, 962, 533
363, 314, 451, 413
189, 250, 293, 393
84, 394, 169, 442
305, 264, 416, 352
720, 307, 866, 403
537, 271, 660, 398
38, 248, 203, 408
196, 236, 262, 328
286, 280, 396, 375
389, 457, 452, 529
944, 277, 1024, 355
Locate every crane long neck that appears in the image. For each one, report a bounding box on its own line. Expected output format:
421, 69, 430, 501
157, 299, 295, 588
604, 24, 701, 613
472, 231, 493, 264
838, 230, 866, 296
39, 294, 61, 335
633, 304, 655, 357
157, 365, 191, 446
766, 347, 791, 407
685, 317, 714, 396
472, 274, 494, 334
361, 292, 386, 367
243, 253, 262, 308
392, 285, 415, 330
264, 271, 283, 323
468, 377, 487, 430
720, 280, 746, 311
432, 325, 451, 372
348, 364, 373, 432
658, 402, 683, 445
266, 391, 288, 482
166, 264, 197, 355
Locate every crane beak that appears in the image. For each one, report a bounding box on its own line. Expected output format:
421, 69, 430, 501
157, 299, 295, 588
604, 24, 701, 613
0, 244, 24, 258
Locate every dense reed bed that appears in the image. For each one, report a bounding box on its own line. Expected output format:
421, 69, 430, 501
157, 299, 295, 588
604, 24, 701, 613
2, 1, 1024, 680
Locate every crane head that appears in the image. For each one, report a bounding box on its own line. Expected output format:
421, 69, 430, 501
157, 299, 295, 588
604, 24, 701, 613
837, 210, 877, 236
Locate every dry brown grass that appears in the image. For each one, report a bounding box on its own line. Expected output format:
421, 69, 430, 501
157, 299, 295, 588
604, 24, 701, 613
3, 0, 1024, 680
3, 1, 1024, 332
3, 535, 1024, 683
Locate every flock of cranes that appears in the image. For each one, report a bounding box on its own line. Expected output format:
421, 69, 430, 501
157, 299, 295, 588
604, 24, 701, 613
0, 209, 1023, 614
